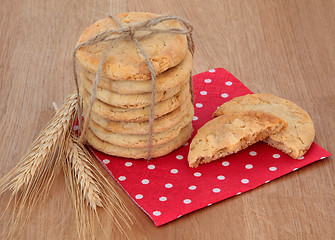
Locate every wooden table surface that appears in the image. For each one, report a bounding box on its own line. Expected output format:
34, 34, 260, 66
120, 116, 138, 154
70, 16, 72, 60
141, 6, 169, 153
1, 0, 334, 239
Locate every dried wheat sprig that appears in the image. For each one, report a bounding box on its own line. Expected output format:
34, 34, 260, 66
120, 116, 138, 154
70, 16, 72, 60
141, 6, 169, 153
0, 92, 78, 239
66, 132, 103, 210
0, 92, 78, 195
63, 144, 93, 239
1, 91, 132, 239
63, 131, 133, 239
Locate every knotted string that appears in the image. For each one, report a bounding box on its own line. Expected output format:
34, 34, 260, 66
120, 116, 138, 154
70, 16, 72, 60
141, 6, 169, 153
73, 14, 194, 159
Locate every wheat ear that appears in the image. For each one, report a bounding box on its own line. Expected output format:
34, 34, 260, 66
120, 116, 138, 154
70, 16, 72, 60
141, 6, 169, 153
0, 91, 132, 239
63, 131, 133, 239
0, 92, 78, 239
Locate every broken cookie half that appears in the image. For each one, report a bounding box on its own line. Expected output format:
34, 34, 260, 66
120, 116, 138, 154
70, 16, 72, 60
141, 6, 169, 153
213, 93, 315, 159
188, 111, 288, 168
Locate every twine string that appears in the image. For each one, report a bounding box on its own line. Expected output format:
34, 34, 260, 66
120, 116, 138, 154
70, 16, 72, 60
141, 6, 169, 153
109, 15, 157, 160
73, 14, 194, 159
133, 35, 157, 160
78, 40, 116, 144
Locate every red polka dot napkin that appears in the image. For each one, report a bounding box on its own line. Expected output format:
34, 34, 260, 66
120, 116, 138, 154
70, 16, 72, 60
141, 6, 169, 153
89, 68, 331, 226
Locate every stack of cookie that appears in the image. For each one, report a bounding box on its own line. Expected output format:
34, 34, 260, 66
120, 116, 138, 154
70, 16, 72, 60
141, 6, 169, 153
75, 12, 194, 159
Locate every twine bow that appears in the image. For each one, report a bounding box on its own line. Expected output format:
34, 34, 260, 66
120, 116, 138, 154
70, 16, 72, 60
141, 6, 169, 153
73, 14, 195, 159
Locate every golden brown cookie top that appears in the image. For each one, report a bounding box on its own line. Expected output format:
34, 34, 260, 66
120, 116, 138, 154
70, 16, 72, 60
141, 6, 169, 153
76, 12, 188, 81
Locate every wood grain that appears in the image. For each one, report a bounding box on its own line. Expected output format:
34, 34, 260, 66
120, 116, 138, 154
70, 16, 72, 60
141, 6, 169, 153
1, 0, 334, 239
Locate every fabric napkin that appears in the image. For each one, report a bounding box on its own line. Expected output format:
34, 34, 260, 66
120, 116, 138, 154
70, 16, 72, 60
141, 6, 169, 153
89, 68, 331, 226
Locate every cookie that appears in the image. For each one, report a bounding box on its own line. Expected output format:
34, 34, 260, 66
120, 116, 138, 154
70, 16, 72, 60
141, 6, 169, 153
81, 72, 188, 108
81, 50, 193, 94
86, 98, 192, 134
188, 111, 288, 168
76, 12, 188, 81
80, 83, 190, 122
89, 106, 193, 148
86, 123, 193, 159
213, 93, 315, 159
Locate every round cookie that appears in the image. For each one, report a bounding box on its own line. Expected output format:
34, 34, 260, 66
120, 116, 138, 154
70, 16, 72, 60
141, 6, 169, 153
213, 93, 315, 159
188, 111, 287, 168
86, 98, 192, 134
81, 72, 188, 108
86, 123, 193, 159
80, 83, 190, 122
76, 12, 188, 81
81, 50, 193, 94
89, 107, 193, 148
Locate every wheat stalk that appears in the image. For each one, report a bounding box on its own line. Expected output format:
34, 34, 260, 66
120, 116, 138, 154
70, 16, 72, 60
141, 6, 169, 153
66, 133, 103, 210
0, 91, 132, 239
1, 92, 77, 195
0, 92, 78, 239
63, 132, 133, 239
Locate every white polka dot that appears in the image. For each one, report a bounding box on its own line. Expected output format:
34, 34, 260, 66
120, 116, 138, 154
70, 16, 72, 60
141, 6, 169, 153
269, 167, 277, 171
170, 169, 178, 174
208, 69, 215, 73
142, 179, 149, 184
213, 188, 221, 193
265, 180, 270, 183
208, 203, 212, 206
178, 215, 182, 218
200, 91, 207, 95
176, 155, 184, 160
188, 185, 197, 190
217, 175, 225, 180
241, 179, 249, 184
73, 125, 79, 131
225, 81, 232, 86
273, 154, 281, 159
297, 156, 304, 160
153, 211, 161, 216
165, 183, 173, 188
236, 192, 242, 195
222, 161, 230, 166
194, 172, 201, 177
147, 164, 155, 170
293, 168, 299, 171
249, 151, 257, 156
195, 103, 203, 108
320, 157, 326, 160
221, 93, 229, 98
118, 176, 126, 181
204, 78, 212, 83
193, 116, 198, 121
184, 142, 189, 146
135, 194, 143, 199
183, 199, 191, 204
245, 164, 253, 169
125, 162, 132, 167
103, 159, 110, 164
159, 196, 167, 202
